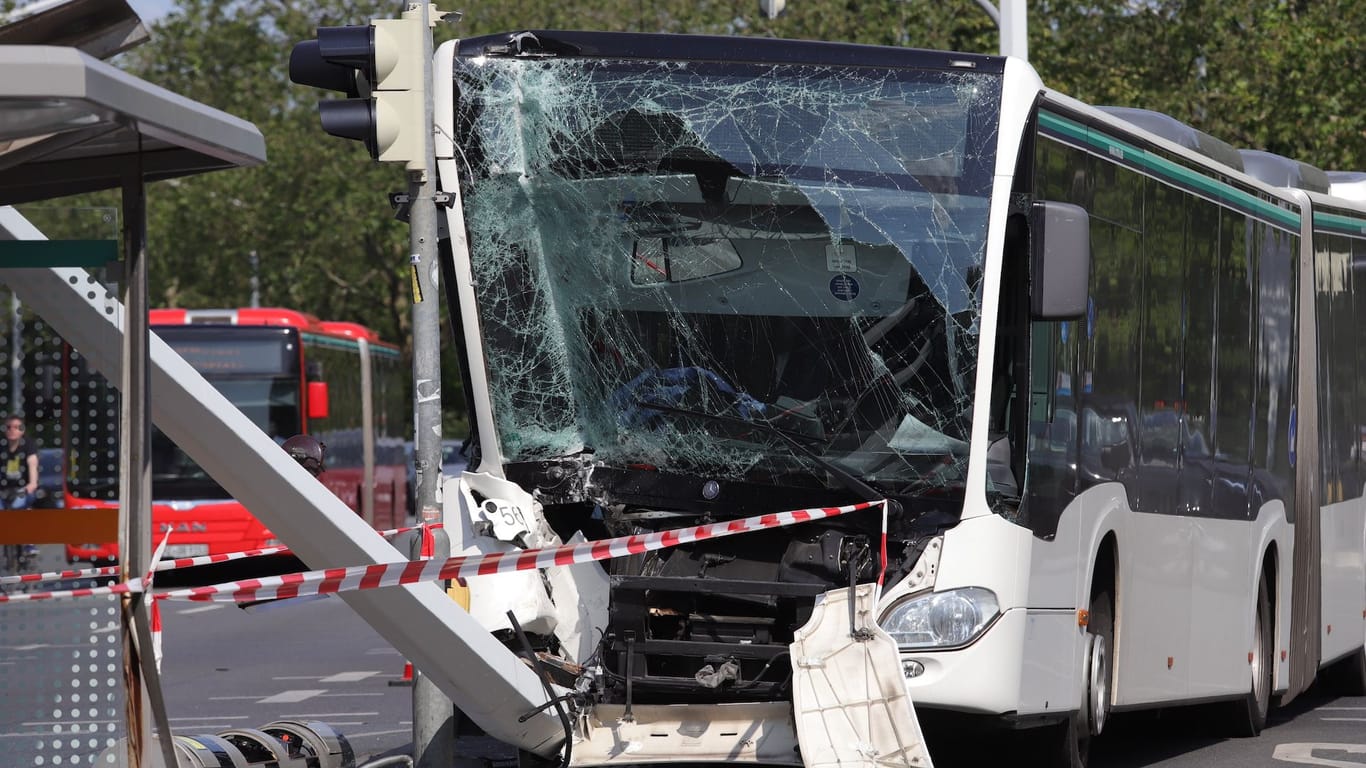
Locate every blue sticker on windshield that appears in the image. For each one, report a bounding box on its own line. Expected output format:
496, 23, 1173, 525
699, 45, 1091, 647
830, 274, 860, 301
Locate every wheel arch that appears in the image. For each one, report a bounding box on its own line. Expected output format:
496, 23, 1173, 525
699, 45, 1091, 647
1262, 539, 1280, 690
1091, 533, 1119, 602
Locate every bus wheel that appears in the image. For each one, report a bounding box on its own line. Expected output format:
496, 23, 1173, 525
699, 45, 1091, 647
1035, 588, 1112, 768
1227, 576, 1272, 736
1084, 589, 1114, 738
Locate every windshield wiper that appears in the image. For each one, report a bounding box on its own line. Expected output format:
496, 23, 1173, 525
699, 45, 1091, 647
636, 398, 888, 504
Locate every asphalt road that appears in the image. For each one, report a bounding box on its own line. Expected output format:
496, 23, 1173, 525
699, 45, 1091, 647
149, 593, 1366, 768
3, 544, 1363, 768
157, 592, 415, 764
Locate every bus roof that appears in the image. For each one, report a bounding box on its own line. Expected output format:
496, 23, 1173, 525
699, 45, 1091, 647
149, 307, 389, 344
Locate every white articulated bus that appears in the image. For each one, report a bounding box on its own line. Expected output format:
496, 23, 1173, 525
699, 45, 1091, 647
426, 31, 1366, 768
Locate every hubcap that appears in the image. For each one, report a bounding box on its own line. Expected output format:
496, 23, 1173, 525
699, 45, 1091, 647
1089, 632, 1109, 736
1252, 606, 1268, 713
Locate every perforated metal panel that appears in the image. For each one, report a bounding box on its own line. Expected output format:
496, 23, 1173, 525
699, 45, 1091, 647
1, 264, 131, 766
0, 594, 128, 766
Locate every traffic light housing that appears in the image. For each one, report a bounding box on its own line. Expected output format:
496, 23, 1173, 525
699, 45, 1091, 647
289, 9, 428, 171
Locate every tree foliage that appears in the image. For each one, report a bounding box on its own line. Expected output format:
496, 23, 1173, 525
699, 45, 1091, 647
24, 0, 1362, 439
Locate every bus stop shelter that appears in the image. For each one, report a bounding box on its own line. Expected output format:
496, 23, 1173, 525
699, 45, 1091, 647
1, 6, 566, 766
0, 32, 266, 767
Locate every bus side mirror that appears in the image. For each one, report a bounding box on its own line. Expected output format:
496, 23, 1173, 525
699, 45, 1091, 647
307, 380, 330, 420
1030, 201, 1090, 319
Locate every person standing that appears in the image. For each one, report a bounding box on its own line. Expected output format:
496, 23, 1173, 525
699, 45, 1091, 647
0, 414, 38, 509
0, 414, 41, 571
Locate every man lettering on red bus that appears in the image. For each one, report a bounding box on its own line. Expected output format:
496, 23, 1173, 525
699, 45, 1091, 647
0, 414, 39, 510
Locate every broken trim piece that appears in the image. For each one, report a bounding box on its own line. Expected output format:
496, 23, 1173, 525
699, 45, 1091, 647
792, 584, 935, 768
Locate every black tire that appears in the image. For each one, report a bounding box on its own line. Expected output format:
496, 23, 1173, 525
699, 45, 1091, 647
1029, 714, 1087, 768
1326, 645, 1366, 696
1032, 588, 1114, 768
1227, 576, 1273, 737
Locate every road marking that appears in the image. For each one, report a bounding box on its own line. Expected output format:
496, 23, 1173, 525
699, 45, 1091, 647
1273, 743, 1366, 767
279, 712, 379, 718
320, 671, 381, 683
268, 673, 384, 683
342, 728, 410, 738
178, 605, 223, 615
12, 644, 48, 650
257, 690, 326, 704
1319, 707, 1366, 711
1321, 718, 1366, 722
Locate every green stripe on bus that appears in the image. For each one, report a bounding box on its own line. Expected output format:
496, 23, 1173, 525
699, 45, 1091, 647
302, 332, 402, 357
303, 332, 362, 351
0, 239, 117, 268
1313, 211, 1366, 238
1039, 112, 1301, 231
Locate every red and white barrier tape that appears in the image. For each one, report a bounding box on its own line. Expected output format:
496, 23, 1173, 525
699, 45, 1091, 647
0, 521, 441, 588
0, 500, 883, 604
160, 500, 882, 603
146, 532, 171, 673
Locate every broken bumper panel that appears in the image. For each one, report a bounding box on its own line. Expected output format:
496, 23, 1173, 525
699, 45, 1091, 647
574, 585, 935, 768
572, 702, 800, 765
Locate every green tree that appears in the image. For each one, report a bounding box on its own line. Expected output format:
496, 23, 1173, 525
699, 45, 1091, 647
26, 0, 1361, 444
1028, 0, 1365, 171
64, 0, 469, 439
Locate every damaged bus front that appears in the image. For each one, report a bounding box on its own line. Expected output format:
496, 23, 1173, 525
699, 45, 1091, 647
434, 31, 1022, 766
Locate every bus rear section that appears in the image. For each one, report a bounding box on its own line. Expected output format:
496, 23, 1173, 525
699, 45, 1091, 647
62, 308, 407, 567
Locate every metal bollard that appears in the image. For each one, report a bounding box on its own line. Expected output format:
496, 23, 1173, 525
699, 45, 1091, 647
217, 727, 312, 768
260, 720, 356, 768
95, 722, 353, 767
95, 733, 252, 767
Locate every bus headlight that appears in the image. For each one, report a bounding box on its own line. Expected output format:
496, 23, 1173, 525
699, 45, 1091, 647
880, 587, 999, 649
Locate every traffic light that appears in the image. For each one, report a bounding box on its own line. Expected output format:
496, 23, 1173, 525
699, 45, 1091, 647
289, 8, 428, 171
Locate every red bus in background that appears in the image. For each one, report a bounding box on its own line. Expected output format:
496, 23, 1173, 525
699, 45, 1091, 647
63, 307, 408, 564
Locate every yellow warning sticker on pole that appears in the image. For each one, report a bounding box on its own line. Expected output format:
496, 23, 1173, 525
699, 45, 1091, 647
410, 263, 424, 303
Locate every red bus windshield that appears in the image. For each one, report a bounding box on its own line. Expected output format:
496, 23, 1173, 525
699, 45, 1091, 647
62, 312, 408, 563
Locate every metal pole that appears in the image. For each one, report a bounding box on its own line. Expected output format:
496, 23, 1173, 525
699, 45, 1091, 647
119, 144, 177, 768
998, 0, 1027, 60
8, 292, 20, 416
118, 141, 150, 768
407, 4, 455, 767
969, 0, 999, 26
249, 249, 259, 308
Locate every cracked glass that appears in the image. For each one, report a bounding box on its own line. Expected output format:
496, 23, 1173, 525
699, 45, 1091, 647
453, 54, 1001, 497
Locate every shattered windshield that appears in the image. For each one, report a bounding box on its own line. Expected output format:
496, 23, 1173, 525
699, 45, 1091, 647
454, 55, 1000, 492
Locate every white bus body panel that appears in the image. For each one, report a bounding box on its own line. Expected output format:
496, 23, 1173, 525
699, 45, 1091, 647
895, 511, 1083, 716
958, 55, 1045, 521
1320, 494, 1366, 665
894, 482, 1293, 716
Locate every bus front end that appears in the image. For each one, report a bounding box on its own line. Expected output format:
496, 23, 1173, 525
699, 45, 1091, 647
437, 30, 1052, 767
